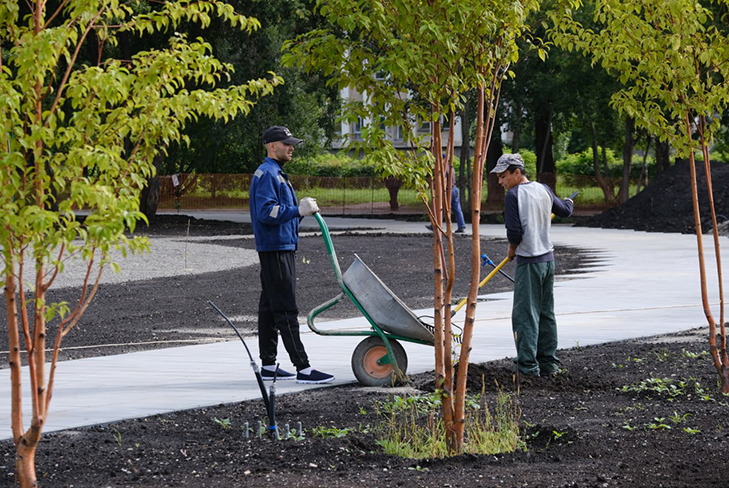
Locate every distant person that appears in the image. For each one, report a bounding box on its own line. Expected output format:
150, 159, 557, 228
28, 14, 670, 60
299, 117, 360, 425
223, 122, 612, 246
491, 153, 574, 377
249, 126, 334, 384
426, 159, 467, 233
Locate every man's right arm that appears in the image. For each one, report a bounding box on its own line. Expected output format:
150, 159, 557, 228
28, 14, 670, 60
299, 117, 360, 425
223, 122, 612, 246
504, 190, 523, 246
254, 172, 300, 225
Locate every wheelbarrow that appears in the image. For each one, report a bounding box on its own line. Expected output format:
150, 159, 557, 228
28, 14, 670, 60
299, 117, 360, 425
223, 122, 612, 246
307, 212, 435, 387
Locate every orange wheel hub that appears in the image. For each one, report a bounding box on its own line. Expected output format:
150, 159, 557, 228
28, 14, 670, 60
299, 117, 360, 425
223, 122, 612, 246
362, 346, 392, 379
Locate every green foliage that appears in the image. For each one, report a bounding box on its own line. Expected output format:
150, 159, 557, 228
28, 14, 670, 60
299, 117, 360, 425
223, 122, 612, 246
212, 417, 232, 429
161, 1, 341, 174
374, 391, 524, 458
285, 153, 378, 177
1, 2, 278, 472
311, 425, 354, 438
557, 148, 617, 175
283, 0, 539, 195
1, 0, 278, 278
549, 0, 729, 156
620, 377, 713, 402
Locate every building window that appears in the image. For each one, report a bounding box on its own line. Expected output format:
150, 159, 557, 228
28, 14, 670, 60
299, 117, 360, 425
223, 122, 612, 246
353, 117, 364, 140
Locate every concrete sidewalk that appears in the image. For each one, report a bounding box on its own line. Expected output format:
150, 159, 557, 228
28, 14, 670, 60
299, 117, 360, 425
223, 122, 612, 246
1, 213, 724, 440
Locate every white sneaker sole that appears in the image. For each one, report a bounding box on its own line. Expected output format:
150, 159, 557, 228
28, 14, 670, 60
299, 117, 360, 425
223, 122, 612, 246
296, 377, 335, 384
262, 376, 295, 381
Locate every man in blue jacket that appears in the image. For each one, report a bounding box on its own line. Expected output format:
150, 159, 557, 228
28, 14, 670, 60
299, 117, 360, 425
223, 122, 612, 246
249, 126, 334, 384
491, 153, 574, 377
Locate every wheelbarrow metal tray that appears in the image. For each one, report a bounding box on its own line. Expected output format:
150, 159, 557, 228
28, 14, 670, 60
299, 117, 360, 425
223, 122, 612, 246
342, 254, 434, 344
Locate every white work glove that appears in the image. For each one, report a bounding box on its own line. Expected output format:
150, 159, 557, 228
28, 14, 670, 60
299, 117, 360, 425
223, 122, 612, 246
298, 197, 320, 216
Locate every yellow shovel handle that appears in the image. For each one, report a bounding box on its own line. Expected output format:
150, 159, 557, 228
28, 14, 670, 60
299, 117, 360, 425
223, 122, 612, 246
452, 256, 511, 314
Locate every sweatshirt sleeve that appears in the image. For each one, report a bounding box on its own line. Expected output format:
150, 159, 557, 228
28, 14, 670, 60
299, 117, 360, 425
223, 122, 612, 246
254, 171, 301, 225
504, 188, 523, 245
548, 187, 574, 218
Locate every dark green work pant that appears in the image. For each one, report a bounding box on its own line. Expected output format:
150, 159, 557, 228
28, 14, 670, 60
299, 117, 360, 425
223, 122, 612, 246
512, 260, 559, 376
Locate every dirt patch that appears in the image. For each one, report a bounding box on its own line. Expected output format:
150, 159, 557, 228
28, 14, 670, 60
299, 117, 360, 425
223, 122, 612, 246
582, 160, 729, 234
7, 330, 727, 488
2, 217, 727, 487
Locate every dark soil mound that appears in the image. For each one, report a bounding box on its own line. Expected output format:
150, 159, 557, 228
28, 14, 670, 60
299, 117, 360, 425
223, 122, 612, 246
581, 160, 729, 233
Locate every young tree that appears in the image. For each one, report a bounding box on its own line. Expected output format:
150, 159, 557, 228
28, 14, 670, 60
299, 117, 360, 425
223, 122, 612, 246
551, 0, 729, 391
0, 1, 279, 485
284, 0, 538, 453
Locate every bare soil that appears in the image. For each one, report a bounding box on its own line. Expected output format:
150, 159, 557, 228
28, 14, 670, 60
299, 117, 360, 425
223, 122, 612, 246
582, 160, 729, 233
2, 216, 727, 487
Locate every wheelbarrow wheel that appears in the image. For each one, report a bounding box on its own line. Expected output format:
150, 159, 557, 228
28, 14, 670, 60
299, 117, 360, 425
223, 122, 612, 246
351, 336, 408, 387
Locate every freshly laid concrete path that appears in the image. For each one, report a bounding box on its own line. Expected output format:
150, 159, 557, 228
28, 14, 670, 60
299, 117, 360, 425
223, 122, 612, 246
1, 211, 724, 440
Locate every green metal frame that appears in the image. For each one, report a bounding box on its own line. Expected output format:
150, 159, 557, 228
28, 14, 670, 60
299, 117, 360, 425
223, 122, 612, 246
306, 213, 431, 377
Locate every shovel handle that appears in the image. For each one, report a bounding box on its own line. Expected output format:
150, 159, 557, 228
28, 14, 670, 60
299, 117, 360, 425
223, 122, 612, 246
451, 256, 511, 316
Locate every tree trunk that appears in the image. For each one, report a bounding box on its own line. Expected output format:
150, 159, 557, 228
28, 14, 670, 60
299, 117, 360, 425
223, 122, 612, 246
589, 122, 615, 203
460, 94, 472, 212
535, 111, 556, 190
511, 99, 522, 153
384, 176, 401, 211
139, 175, 160, 219
16, 441, 38, 488
485, 124, 504, 206
655, 139, 670, 174
636, 135, 651, 195
618, 117, 634, 204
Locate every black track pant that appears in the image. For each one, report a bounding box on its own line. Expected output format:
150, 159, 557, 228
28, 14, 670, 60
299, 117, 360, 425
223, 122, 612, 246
257, 251, 310, 370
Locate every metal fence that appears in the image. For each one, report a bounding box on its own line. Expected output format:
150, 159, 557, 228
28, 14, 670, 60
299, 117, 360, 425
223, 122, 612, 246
158, 173, 629, 215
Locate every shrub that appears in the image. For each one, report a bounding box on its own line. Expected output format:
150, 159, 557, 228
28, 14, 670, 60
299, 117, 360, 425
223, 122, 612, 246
286, 153, 378, 177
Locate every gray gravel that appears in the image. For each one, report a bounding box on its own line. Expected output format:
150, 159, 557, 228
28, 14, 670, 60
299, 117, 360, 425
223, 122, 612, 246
37, 235, 259, 290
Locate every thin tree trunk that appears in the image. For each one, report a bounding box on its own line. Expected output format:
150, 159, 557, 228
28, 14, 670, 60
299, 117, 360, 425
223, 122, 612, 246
452, 73, 503, 453
684, 113, 729, 393
486, 112, 504, 206
618, 117, 634, 203
589, 122, 614, 203
698, 115, 728, 383
655, 140, 670, 174
636, 135, 651, 195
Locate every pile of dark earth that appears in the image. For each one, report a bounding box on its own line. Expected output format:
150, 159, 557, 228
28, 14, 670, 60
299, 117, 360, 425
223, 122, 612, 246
582, 159, 729, 234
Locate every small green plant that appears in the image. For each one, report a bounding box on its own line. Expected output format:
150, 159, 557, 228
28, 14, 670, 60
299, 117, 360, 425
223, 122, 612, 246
683, 427, 701, 435
645, 418, 671, 430
622, 423, 635, 431
111, 427, 123, 448
551, 430, 566, 440
620, 377, 711, 401
681, 349, 709, 359
359, 406, 368, 415
669, 412, 691, 424
374, 389, 523, 459
212, 417, 232, 429
312, 426, 353, 438
653, 349, 670, 362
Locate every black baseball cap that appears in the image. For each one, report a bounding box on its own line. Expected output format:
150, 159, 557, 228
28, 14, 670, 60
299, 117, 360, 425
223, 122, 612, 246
262, 126, 303, 145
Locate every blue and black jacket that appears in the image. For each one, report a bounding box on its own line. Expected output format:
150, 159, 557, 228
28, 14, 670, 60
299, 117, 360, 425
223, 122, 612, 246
249, 158, 302, 252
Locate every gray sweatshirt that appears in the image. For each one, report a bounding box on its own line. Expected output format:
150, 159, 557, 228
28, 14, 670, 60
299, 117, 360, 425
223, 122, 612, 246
504, 182, 573, 263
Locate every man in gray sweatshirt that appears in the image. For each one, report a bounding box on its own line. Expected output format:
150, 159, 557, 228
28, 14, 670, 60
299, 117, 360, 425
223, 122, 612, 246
491, 153, 574, 377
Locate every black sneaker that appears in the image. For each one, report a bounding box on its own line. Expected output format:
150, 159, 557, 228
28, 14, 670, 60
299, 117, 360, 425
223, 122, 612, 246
296, 369, 335, 384
455, 228, 465, 233
260, 367, 295, 381
425, 224, 433, 231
